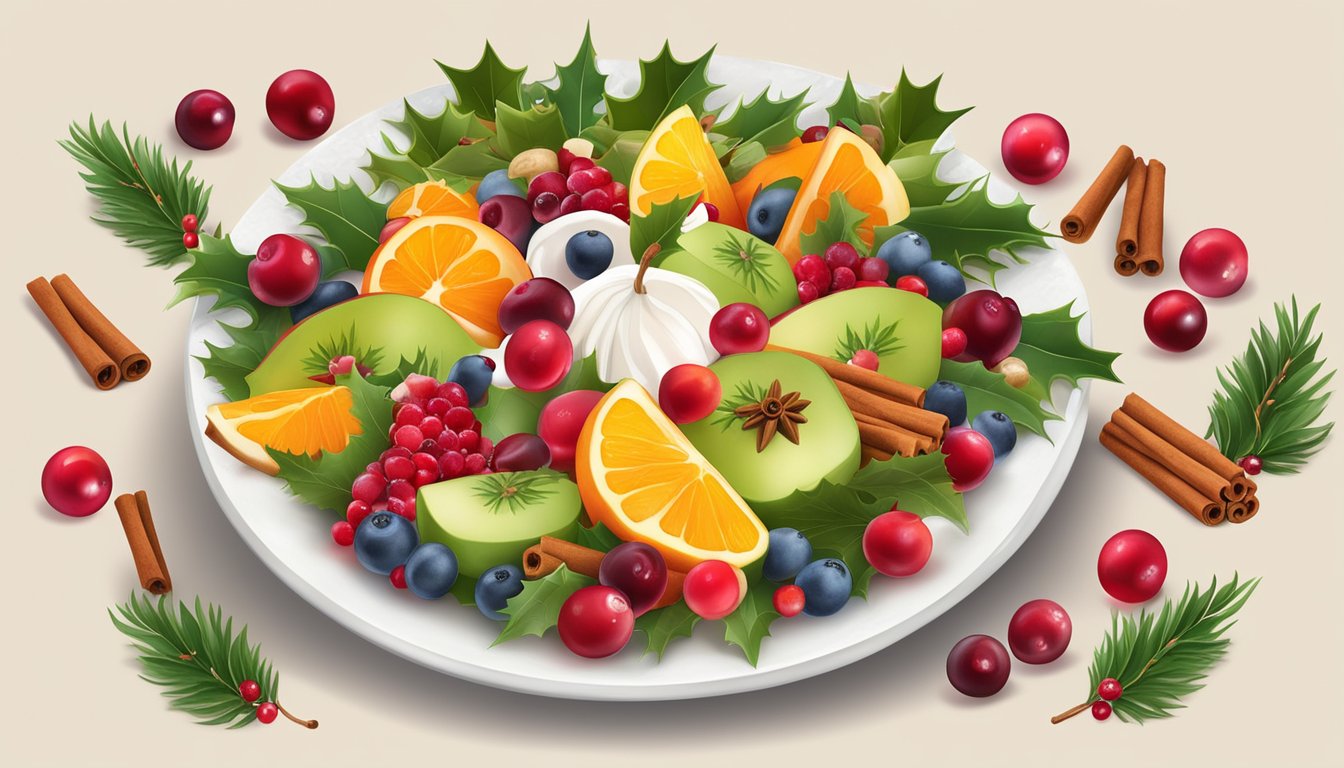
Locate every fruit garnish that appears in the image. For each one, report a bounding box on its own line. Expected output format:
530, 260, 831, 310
385, 180, 479, 221
362, 215, 533, 347
629, 105, 744, 228
41, 446, 113, 518
206, 385, 363, 475
575, 379, 768, 572
730, 138, 824, 215
266, 69, 335, 141
732, 379, 810, 452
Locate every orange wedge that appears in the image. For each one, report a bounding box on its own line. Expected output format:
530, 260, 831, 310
729, 138, 824, 216
205, 386, 362, 475
630, 105, 745, 229
576, 379, 767, 572
774, 129, 910, 264
386, 180, 479, 221
362, 215, 531, 347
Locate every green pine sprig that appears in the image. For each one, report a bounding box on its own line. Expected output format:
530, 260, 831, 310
109, 592, 317, 729
1051, 574, 1259, 725
1205, 297, 1334, 473
61, 117, 211, 267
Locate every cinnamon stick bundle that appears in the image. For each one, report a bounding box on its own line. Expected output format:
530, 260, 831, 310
27, 277, 119, 389
27, 274, 150, 389
1135, 159, 1167, 275
115, 491, 172, 594
766, 345, 924, 406
523, 536, 684, 609
1114, 157, 1148, 276
1062, 145, 1134, 244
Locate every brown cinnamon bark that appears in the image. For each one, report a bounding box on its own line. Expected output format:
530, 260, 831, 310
1135, 159, 1166, 275
1120, 393, 1247, 501
27, 277, 120, 390
856, 420, 923, 458
766, 344, 925, 406
1115, 157, 1147, 275
1100, 424, 1225, 526
115, 491, 172, 593
1228, 496, 1259, 524
834, 380, 947, 440
50, 274, 151, 381
1110, 410, 1235, 505
860, 444, 894, 466
1061, 145, 1134, 243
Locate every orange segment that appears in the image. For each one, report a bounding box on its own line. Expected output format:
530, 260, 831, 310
774, 129, 911, 264
386, 180, 478, 221
630, 105, 745, 229
729, 138, 824, 216
362, 215, 531, 347
576, 380, 768, 572
205, 386, 362, 475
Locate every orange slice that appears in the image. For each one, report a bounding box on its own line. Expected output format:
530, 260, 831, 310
362, 215, 531, 347
774, 129, 910, 264
630, 105, 745, 229
385, 180, 479, 221
576, 379, 767, 572
729, 138, 824, 216
205, 386, 362, 475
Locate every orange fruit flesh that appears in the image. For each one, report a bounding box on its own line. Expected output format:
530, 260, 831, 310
205, 386, 361, 475
631, 106, 745, 229
386, 180, 478, 221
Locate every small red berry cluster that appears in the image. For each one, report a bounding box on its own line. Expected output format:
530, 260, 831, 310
237, 679, 280, 724
181, 214, 199, 250
791, 242, 889, 304
1091, 677, 1124, 720
528, 152, 630, 224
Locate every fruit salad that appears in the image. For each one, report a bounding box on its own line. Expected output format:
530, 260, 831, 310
195, 35, 1120, 665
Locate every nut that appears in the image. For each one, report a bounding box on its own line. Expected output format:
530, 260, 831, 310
859, 124, 884, 155
507, 148, 559, 181
992, 356, 1030, 388
561, 137, 595, 159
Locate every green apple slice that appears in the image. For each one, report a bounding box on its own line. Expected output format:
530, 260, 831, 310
661, 222, 799, 317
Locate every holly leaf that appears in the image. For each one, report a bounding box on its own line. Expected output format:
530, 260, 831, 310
169, 233, 282, 325
873, 71, 972, 162
939, 359, 1058, 438
363, 99, 492, 190
723, 140, 767, 184
493, 102, 568, 159
548, 25, 607, 136
275, 176, 386, 273
575, 522, 622, 552
887, 142, 960, 208
604, 42, 718, 131
799, 191, 869, 257
268, 370, 394, 514
846, 452, 968, 532
493, 566, 594, 645
635, 602, 700, 661
581, 126, 648, 186
196, 311, 291, 401
714, 87, 808, 153
437, 43, 526, 121
826, 73, 879, 128
875, 178, 1051, 281
1014, 301, 1122, 391
721, 579, 780, 667
630, 194, 699, 259
428, 139, 511, 180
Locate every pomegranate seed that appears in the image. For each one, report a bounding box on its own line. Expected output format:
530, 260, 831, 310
418, 416, 444, 439
702, 202, 720, 222
394, 404, 424, 427
829, 266, 857, 293
798, 280, 820, 304
413, 469, 438, 487
464, 453, 488, 474
801, 125, 829, 143
857, 256, 890, 283
436, 430, 460, 452
345, 500, 371, 528
351, 473, 386, 503
443, 406, 475, 431
458, 429, 481, 453
528, 171, 567, 202
568, 156, 595, 173
393, 425, 425, 451
387, 479, 416, 501
383, 455, 415, 480
412, 452, 439, 472
566, 168, 605, 195
559, 192, 583, 215
438, 451, 466, 478
437, 382, 469, 407
895, 275, 928, 297
328, 355, 356, 376
389, 565, 407, 589
366, 461, 382, 474
331, 521, 355, 546
403, 374, 438, 401
380, 446, 412, 462
581, 187, 613, 213
425, 397, 451, 417
610, 182, 628, 203
418, 439, 439, 454
611, 202, 630, 221
557, 147, 576, 173
478, 436, 494, 459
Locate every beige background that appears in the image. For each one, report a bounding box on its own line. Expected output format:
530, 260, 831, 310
3, 0, 1341, 765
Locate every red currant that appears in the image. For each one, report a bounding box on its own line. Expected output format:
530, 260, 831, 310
773, 584, 806, 617
256, 702, 279, 724
331, 521, 355, 547
238, 679, 261, 703
181, 214, 199, 233
1092, 701, 1112, 721
1097, 677, 1123, 701
849, 349, 879, 371
345, 500, 371, 528
895, 275, 928, 297
1238, 455, 1262, 475
389, 565, 408, 589
941, 327, 968, 358
183, 231, 200, 249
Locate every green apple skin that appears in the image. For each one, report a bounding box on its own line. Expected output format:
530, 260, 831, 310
661, 223, 799, 317
768, 286, 942, 388
680, 351, 859, 514
245, 294, 479, 396
417, 470, 581, 578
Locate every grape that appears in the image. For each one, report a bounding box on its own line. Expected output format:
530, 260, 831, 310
598, 542, 669, 616
498, 278, 575, 334
490, 433, 551, 472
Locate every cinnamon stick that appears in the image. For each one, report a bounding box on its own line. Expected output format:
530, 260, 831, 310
834, 379, 948, 440
521, 536, 685, 608
857, 421, 923, 458
1115, 157, 1147, 275
27, 277, 120, 390
861, 444, 894, 466
1135, 159, 1166, 275
1100, 424, 1224, 526
1228, 496, 1259, 524
1062, 145, 1134, 244
50, 274, 151, 382
1110, 410, 1235, 505
1120, 393, 1247, 501
114, 491, 172, 594
766, 345, 924, 407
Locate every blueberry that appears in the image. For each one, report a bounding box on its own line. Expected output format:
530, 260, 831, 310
448, 355, 494, 407
403, 542, 459, 599
747, 186, 797, 244
875, 230, 932, 278
924, 380, 967, 426
972, 410, 1017, 458
290, 280, 359, 324
565, 230, 614, 279
916, 260, 967, 304
476, 169, 524, 203
353, 512, 419, 575
763, 528, 813, 582
794, 558, 852, 617
474, 564, 525, 620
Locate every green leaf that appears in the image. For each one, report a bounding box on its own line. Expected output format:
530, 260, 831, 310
873, 71, 972, 163
428, 140, 511, 180
604, 42, 718, 131
875, 178, 1051, 281
1015, 301, 1122, 391
635, 602, 700, 660
548, 25, 607, 136
1205, 297, 1335, 473
846, 452, 968, 532
493, 566, 594, 645
721, 579, 780, 666
714, 87, 808, 153
589, 128, 648, 186
170, 233, 286, 326
269, 370, 394, 514
888, 142, 960, 208
61, 117, 212, 267
939, 359, 1058, 438
437, 43, 526, 121
364, 348, 442, 389
363, 99, 492, 190
196, 312, 290, 401
275, 176, 386, 273
826, 73, 877, 128
575, 522, 622, 552
493, 102, 568, 159
630, 194, 699, 259
799, 191, 870, 256
723, 140, 768, 184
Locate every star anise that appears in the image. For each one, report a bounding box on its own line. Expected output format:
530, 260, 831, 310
733, 379, 810, 452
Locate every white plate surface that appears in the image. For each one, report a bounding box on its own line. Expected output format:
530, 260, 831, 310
187, 56, 1089, 701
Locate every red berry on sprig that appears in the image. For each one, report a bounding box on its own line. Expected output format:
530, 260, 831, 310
1097, 677, 1123, 701
183, 231, 199, 249
238, 679, 261, 703
1238, 455, 1262, 475
849, 349, 879, 371
181, 214, 199, 233
1091, 700, 1112, 721
256, 702, 279, 724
